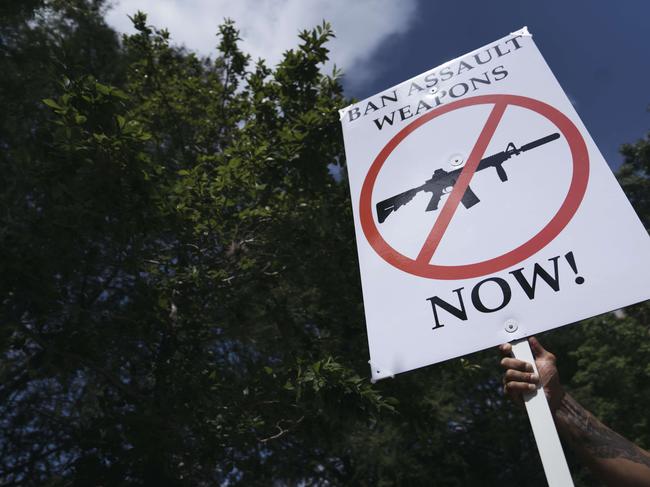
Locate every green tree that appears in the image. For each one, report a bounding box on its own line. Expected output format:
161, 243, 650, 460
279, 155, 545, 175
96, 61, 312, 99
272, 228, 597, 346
1, 2, 649, 485
1, 4, 393, 484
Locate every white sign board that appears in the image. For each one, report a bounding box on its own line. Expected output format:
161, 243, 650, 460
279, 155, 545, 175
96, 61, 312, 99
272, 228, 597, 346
340, 27, 650, 382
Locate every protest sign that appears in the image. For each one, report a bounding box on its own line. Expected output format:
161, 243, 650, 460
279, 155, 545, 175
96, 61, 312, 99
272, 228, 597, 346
340, 27, 650, 382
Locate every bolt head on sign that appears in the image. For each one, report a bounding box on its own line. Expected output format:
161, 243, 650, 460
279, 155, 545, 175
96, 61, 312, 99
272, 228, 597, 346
339, 27, 650, 382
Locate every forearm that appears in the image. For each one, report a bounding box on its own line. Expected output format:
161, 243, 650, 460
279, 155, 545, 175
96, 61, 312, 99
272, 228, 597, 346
554, 393, 650, 487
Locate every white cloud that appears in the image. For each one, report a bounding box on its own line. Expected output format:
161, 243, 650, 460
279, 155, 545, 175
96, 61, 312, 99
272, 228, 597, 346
105, 0, 417, 86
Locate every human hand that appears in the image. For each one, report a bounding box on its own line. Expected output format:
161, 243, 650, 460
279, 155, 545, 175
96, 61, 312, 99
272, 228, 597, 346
499, 337, 565, 413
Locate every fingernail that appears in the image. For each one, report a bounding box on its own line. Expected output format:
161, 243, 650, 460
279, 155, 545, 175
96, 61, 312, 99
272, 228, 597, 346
526, 364, 534, 372
528, 384, 537, 391
531, 373, 539, 382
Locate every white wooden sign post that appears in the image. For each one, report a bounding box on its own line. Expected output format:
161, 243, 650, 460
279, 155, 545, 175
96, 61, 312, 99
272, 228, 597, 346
339, 27, 650, 486
512, 339, 573, 486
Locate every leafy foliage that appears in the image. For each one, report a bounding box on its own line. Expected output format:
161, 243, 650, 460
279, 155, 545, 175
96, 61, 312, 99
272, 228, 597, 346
618, 132, 650, 228
1, 2, 649, 485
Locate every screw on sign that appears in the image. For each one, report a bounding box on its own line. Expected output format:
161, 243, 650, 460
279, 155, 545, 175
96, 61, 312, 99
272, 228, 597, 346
504, 319, 518, 333
359, 94, 590, 280
449, 154, 464, 167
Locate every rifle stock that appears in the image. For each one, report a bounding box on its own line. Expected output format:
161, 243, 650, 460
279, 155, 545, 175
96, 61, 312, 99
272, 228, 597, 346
376, 186, 423, 223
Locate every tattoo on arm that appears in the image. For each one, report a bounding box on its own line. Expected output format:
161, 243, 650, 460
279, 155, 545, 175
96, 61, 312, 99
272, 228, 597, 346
557, 394, 650, 469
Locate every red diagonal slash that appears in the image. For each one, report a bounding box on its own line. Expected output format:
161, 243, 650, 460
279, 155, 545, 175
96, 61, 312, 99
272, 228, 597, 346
416, 102, 508, 264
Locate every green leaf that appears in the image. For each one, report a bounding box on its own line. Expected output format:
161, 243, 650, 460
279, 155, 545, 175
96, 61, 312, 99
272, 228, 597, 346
95, 82, 111, 95
42, 98, 62, 110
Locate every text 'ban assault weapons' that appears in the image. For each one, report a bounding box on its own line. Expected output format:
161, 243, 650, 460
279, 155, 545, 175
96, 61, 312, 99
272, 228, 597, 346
376, 133, 561, 224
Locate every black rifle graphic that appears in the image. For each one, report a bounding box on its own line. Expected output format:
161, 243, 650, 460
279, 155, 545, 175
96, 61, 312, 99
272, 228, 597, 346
376, 133, 560, 224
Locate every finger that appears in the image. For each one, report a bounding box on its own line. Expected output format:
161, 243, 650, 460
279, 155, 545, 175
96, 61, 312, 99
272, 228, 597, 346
505, 369, 539, 384
528, 336, 548, 358
500, 357, 534, 372
499, 343, 512, 356
504, 381, 538, 393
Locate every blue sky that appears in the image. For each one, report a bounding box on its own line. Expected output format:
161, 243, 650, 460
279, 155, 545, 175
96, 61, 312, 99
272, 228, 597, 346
343, 0, 649, 169
107, 0, 648, 169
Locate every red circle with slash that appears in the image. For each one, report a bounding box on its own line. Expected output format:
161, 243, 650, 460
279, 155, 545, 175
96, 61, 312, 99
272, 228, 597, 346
359, 94, 590, 280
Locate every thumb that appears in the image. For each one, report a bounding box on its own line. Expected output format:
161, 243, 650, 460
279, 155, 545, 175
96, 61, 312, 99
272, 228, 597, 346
528, 336, 548, 358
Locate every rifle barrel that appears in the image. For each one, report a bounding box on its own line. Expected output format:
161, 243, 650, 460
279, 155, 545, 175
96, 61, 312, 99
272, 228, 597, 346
520, 132, 560, 152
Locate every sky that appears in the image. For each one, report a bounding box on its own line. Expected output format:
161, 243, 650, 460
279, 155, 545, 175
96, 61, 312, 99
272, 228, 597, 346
106, 0, 649, 169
